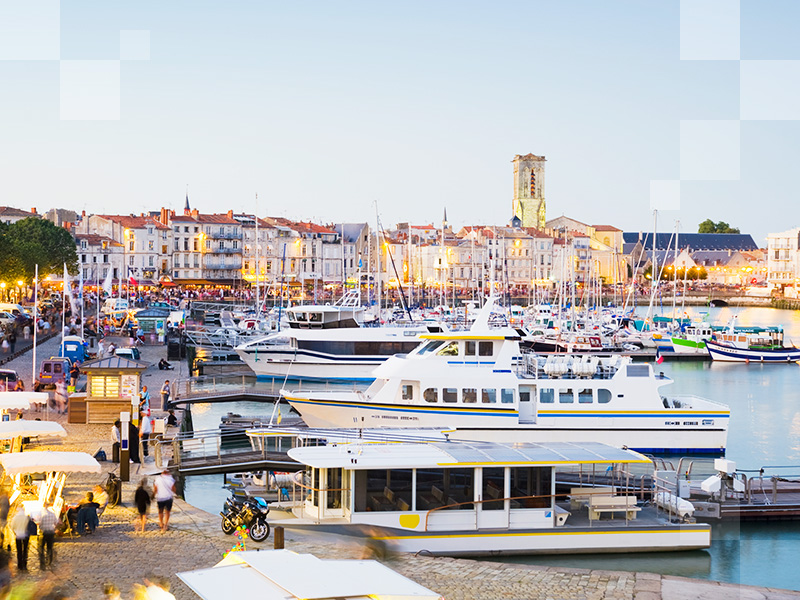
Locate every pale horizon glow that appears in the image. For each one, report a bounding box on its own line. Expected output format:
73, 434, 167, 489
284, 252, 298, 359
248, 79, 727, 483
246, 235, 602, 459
1, 1, 799, 245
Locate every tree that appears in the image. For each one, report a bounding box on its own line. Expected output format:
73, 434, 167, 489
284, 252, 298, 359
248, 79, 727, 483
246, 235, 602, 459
0, 218, 78, 280
698, 219, 740, 234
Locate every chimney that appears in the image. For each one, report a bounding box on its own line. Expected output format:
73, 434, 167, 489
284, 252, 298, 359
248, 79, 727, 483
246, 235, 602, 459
81, 210, 86, 218
227, 209, 233, 219
191, 209, 199, 219
160, 207, 169, 225
31, 207, 37, 215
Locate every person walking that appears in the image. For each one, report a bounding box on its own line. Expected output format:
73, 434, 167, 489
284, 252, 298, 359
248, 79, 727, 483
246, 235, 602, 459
134, 478, 151, 533
0, 492, 9, 548
160, 380, 171, 411
10, 508, 30, 572
153, 469, 176, 533
69, 362, 80, 387
139, 412, 152, 460
6, 330, 15, 355
36, 502, 57, 569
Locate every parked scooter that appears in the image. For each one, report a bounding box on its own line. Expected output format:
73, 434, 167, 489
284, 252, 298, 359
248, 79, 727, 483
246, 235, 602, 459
220, 494, 270, 542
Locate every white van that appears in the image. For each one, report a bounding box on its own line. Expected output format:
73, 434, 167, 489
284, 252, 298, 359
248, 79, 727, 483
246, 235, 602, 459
0, 303, 30, 317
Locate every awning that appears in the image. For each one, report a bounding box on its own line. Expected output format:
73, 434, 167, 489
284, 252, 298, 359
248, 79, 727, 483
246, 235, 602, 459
0, 420, 66, 440
0, 392, 49, 411
178, 550, 440, 600
0, 451, 101, 476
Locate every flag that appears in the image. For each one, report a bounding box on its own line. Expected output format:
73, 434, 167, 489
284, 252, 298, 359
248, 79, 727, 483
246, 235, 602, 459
63, 263, 77, 315
656, 348, 664, 365
102, 268, 113, 297
129, 275, 138, 287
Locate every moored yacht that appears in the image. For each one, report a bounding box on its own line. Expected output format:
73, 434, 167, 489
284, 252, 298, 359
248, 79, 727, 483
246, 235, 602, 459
235, 291, 445, 381
282, 300, 730, 454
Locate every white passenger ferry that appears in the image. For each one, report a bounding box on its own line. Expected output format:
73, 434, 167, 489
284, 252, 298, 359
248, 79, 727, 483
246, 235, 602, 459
269, 439, 711, 556
282, 301, 730, 454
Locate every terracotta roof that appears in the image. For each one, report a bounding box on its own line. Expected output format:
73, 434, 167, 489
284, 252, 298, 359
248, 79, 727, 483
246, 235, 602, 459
0, 207, 37, 218
74, 234, 122, 247
593, 225, 621, 232
96, 215, 170, 230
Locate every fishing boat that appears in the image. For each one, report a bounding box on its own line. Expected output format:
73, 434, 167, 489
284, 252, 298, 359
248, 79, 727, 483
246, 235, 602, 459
268, 439, 711, 556
705, 339, 800, 363
235, 291, 445, 381
282, 298, 730, 454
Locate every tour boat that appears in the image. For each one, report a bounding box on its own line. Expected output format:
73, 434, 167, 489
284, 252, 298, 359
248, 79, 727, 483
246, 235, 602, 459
282, 299, 730, 454
235, 291, 445, 381
268, 439, 711, 556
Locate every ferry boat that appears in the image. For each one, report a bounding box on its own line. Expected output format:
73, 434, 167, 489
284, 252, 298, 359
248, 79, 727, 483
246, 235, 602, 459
235, 291, 445, 381
282, 301, 730, 454
268, 439, 711, 556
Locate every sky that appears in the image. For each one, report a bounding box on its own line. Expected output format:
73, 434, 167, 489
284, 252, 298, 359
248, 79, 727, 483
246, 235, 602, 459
1, 0, 799, 245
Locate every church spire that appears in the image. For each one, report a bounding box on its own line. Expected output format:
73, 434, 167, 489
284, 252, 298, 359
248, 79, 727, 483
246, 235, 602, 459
184, 185, 190, 215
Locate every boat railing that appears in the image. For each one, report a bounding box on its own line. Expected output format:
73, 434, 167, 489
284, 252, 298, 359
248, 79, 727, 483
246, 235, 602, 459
515, 353, 618, 380
153, 426, 274, 469
664, 394, 721, 409
172, 373, 364, 403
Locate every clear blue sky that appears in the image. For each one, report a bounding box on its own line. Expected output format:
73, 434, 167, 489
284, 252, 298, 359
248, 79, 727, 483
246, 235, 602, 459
1, 0, 798, 244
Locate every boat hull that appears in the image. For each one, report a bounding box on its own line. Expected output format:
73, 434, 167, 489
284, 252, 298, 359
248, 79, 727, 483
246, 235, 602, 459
238, 349, 380, 381
273, 521, 711, 556
284, 394, 728, 454
705, 341, 800, 363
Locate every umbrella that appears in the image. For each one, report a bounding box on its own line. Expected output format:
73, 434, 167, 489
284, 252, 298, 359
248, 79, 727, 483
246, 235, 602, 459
0, 420, 66, 440
0, 451, 101, 476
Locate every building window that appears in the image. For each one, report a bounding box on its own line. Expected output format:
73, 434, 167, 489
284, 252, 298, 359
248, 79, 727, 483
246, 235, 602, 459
128, 241, 134, 252
148, 256, 154, 267
147, 227, 153, 235
193, 239, 198, 251
184, 239, 189, 251
129, 256, 134, 266
148, 241, 154, 251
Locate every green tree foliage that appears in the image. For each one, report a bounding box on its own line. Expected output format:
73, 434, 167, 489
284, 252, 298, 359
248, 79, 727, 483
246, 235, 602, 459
0, 218, 78, 281
697, 219, 740, 234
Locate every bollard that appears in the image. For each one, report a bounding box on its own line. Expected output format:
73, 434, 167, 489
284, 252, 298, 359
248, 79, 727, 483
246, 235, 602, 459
274, 525, 284, 549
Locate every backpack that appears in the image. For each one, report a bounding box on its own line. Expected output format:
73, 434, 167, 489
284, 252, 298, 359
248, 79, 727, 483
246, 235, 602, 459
26, 517, 37, 537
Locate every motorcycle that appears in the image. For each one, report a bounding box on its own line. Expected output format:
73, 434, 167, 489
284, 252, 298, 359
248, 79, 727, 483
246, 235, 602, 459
220, 495, 270, 542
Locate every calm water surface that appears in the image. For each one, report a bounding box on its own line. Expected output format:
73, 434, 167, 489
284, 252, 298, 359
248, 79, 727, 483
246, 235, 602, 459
184, 306, 800, 590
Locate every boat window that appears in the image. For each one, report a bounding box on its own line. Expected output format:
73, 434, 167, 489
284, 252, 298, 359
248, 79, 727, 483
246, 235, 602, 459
462, 388, 477, 403
482, 467, 505, 510
481, 389, 496, 404
559, 389, 574, 403
309, 312, 322, 323
402, 384, 414, 401
540, 389, 554, 403
326, 468, 343, 509
437, 342, 460, 356
311, 468, 318, 507
478, 341, 493, 356
415, 468, 474, 511
626, 365, 650, 377
578, 389, 593, 404
417, 340, 445, 355
423, 388, 438, 403
443, 388, 458, 403
464, 341, 476, 356
355, 469, 413, 512
510, 467, 551, 508
598, 389, 611, 403
501, 389, 515, 404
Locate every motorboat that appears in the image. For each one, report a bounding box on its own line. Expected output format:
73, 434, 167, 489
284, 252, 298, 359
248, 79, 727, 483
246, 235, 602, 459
282, 298, 730, 454
705, 339, 800, 363
235, 291, 446, 381
268, 439, 711, 556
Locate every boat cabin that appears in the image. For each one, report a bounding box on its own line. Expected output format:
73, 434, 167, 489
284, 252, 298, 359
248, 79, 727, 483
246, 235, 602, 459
288, 441, 645, 530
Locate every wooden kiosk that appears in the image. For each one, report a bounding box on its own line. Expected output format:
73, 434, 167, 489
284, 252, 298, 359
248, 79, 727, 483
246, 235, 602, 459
68, 356, 147, 424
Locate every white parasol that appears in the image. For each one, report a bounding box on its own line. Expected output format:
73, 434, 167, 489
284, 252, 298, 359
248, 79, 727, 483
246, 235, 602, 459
0, 451, 101, 476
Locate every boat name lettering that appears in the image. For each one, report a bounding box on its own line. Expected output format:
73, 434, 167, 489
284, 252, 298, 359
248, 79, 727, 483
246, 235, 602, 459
702, 419, 714, 426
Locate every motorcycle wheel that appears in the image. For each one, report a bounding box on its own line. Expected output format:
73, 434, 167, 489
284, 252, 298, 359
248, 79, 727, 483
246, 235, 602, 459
249, 518, 270, 542
221, 515, 236, 535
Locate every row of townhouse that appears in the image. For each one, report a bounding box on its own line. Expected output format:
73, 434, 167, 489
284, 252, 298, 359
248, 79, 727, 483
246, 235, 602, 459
766, 227, 800, 296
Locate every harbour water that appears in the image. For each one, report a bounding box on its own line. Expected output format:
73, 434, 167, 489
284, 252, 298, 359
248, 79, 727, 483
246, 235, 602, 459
183, 305, 800, 590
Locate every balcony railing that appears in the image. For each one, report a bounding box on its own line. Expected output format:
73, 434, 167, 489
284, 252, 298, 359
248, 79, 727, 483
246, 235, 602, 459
208, 232, 243, 240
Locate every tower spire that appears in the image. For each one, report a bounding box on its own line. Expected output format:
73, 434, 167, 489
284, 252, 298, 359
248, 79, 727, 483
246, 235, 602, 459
184, 184, 190, 215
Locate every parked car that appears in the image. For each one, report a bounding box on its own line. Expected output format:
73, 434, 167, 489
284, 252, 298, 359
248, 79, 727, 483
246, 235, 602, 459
0, 312, 16, 327
0, 369, 19, 391
39, 357, 71, 386
114, 346, 141, 361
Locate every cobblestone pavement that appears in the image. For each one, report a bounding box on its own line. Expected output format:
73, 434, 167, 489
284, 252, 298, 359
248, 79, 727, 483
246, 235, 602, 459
3, 339, 799, 599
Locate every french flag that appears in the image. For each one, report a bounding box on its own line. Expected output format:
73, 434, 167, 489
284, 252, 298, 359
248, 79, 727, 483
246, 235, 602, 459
129, 276, 138, 287
656, 348, 664, 365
